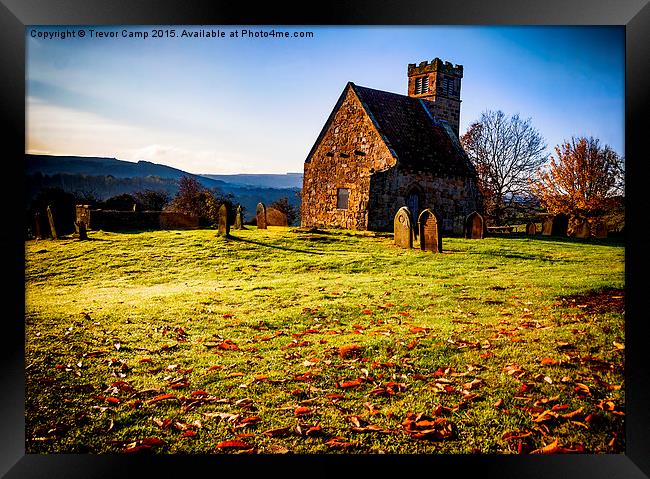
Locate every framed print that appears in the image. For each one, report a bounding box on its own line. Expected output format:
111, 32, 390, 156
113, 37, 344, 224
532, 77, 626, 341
2, 0, 648, 477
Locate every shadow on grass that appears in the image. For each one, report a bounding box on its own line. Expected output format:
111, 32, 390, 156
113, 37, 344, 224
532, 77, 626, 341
488, 233, 625, 246
226, 234, 325, 255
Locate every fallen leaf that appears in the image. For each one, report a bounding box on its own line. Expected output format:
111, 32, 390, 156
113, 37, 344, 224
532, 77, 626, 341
294, 406, 312, 416
263, 426, 293, 437
215, 440, 252, 450
339, 379, 362, 389
146, 393, 177, 404
338, 344, 363, 359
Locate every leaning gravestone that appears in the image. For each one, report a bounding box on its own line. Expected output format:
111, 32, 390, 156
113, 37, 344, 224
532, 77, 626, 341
218, 203, 230, 236
418, 209, 441, 253
551, 213, 569, 236
541, 218, 553, 236
393, 206, 413, 249
256, 203, 267, 229
34, 212, 42, 240
234, 205, 245, 230
266, 207, 288, 227
46, 205, 58, 240
526, 222, 537, 235
465, 211, 484, 239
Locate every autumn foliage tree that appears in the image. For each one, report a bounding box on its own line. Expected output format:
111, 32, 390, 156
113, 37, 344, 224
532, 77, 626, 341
167, 176, 234, 226
461, 110, 548, 225
529, 137, 624, 226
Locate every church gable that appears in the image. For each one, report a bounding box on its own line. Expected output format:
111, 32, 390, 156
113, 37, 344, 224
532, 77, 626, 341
301, 83, 396, 230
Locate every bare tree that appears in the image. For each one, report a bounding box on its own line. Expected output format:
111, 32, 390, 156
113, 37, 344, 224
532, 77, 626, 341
461, 110, 548, 225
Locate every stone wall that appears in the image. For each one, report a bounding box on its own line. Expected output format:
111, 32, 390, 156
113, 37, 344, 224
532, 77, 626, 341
301, 87, 396, 230
368, 166, 481, 234
89, 210, 199, 231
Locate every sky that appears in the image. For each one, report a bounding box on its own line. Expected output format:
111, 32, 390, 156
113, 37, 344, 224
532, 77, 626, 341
26, 25, 624, 174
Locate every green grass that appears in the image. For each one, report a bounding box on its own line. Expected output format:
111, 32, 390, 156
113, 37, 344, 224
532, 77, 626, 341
25, 227, 625, 454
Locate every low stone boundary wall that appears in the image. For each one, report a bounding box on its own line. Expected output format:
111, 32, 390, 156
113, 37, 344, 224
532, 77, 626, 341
85, 209, 199, 231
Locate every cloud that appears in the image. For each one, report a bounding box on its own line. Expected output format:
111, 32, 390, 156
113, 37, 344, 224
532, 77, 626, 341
25, 98, 254, 173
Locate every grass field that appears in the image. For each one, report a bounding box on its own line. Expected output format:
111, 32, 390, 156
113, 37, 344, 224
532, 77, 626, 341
24, 227, 625, 454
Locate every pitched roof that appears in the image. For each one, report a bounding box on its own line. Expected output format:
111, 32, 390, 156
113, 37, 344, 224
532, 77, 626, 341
350, 83, 476, 176
305, 82, 476, 178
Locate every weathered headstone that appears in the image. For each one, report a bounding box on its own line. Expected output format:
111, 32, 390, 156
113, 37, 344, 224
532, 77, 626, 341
393, 207, 413, 249
218, 203, 230, 236
256, 203, 267, 229
541, 218, 553, 236
572, 217, 590, 239
266, 207, 288, 227
46, 205, 58, 240
76, 221, 88, 240
593, 222, 608, 239
551, 213, 568, 236
234, 205, 245, 230
418, 208, 441, 253
76, 205, 91, 230
465, 211, 484, 239
34, 212, 42, 239
526, 222, 537, 235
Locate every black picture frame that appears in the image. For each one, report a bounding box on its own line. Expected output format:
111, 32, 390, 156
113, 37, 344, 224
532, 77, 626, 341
2, 0, 648, 477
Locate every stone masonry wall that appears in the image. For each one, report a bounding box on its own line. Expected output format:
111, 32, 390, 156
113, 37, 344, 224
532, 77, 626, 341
369, 166, 481, 234
301, 87, 396, 230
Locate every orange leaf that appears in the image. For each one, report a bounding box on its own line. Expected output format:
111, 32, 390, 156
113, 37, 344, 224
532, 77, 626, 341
294, 406, 312, 416
541, 357, 557, 366
141, 437, 165, 447
338, 344, 363, 358
181, 430, 197, 438
340, 379, 362, 389
215, 439, 251, 450
530, 439, 559, 454
147, 393, 177, 404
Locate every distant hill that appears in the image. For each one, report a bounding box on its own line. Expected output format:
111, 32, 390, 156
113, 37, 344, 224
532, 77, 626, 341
201, 173, 303, 189
25, 154, 301, 222
26, 154, 228, 189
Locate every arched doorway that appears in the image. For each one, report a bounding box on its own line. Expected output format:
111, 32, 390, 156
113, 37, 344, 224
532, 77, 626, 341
406, 185, 423, 224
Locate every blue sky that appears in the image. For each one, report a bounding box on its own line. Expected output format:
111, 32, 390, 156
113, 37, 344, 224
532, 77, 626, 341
26, 25, 624, 174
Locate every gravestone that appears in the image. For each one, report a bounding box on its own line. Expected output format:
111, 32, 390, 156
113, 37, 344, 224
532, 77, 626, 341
256, 203, 267, 229
593, 222, 608, 238
267, 207, 288, 226
76, 205, 91, 229
393, 206, 413, 249
573, 217, 590, 239
526, 222, 537, 235
218, 203, 230, 236
418, 208, 441, 253
76, 221, 88, 240
541, 218, 553, 236
34, 212, 42, 239
465, 211, 484, 239
551, 213, 569, 236
46, 205, 58, 240
234, 205, 245, 230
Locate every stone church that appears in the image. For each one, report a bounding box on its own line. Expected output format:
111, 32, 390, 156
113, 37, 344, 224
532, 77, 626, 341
300, 58, 482, 234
